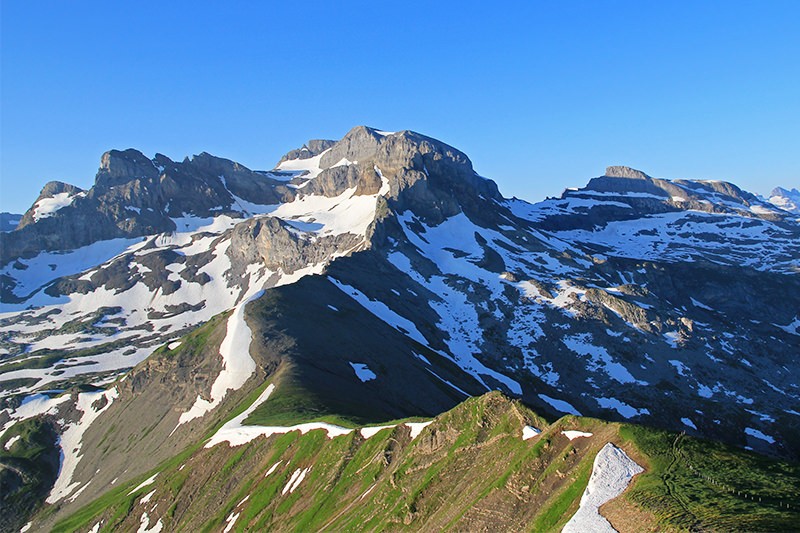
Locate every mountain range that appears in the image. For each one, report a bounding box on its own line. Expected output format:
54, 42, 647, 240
1, 126, 798, 532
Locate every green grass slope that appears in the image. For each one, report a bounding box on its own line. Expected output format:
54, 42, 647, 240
53, 390, 800, 532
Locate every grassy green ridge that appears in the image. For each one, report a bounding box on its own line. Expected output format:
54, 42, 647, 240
54, 391, 800, 532
619, 424, 800, 531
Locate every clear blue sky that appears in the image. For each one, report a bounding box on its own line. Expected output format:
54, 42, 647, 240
2, 1, 798, 213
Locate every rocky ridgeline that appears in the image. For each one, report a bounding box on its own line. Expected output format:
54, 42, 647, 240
0, 127, 500, 267
533, 165, 792, 233
1, 150, 295, 265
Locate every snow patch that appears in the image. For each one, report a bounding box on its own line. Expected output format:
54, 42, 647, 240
128, 473, 159, 495
562, 430, 593, 440
690, 297, 714, 311
349, 362, 376, 382
406, 421, 433, 439
223, 512, 239, 533
539, 394, 582, 416
562, 443, 644, 533
563, 333, 642, 385
33, 192, 77, 221
596, 397, 650, 418
265, 461, 281, 477
136, 513, 162, 533
282, 467, 311, 495
360, 425, 395, 438
205, 384, 351, 447
175, 291, 262, 428
47, 388, 119, 503
745, 427, 775, 444
4, 434, 21, 450
522, 426, 541, 440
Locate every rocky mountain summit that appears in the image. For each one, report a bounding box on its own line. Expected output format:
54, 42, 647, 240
1, 126, 799, 530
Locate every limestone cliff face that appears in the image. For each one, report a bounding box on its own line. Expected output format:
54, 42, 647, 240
320, 127, 500, 224
227, 217, 363, 277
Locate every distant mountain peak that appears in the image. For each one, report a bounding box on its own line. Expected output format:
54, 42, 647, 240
769, 186, 800, 214
604, 165, 652, 180
771, 186, 800, 196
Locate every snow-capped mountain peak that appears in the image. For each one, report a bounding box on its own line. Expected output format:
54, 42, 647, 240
769, 186, 800, 215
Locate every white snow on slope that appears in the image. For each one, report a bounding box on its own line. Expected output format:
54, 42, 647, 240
690, 297, 714, 311
2, 162, 388, 398
136, 513, 163, 533
562, 443, 644, 533
562, 333, 643, 385
223, 512, 239, 533
745, 427, 776, 444
281, 467, 311, 495
204, 383, 349, 447
4, 434, 21, 450
0, 393, 70, 437
769, 189, 800, 214
269, 185, 383, 237
139, 489, 156, 504
596, 397, 650, 419
349, 362, 377, 382
775, 317, 800, 336
208, 421, 360, 444
205, 382, 433, 448
406, 421, 433, 439
562, 430, 593, 440
553, 210, 800, 273
385, 215, 526, 396
175, 290, 263, 428
128, 473, 159, 495
268, 161, 389, 237
522, 426, 541, 440
47, 387, 119, 503
539, 394, 582, 416
360, 425, 395, 438
0, 236, 142, 302
32, 192, 78, 221
519, 280, 586, 317
264, 461, 282, 477
329, 278, 427, 345
276, 150, 329, 180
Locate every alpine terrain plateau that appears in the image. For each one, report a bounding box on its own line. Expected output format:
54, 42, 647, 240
1, 126, 799, 532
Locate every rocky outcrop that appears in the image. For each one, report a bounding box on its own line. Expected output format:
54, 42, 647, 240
604, 165, 653, 180
228, 217, 363, 277
277, 139, 336, 165
300, 163, 383, 198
